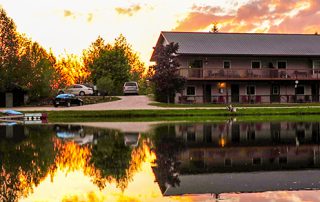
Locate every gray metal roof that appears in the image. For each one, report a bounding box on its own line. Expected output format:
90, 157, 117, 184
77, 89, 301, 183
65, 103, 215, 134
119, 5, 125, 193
160, 31, 320, 57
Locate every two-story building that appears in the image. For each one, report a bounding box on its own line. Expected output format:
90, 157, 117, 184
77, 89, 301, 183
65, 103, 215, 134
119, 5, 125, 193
151, 32, 320, 104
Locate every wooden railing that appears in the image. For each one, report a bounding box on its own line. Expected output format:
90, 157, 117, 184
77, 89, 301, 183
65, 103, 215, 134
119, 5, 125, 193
179, 68, 320, 80
179, 94, 318, 104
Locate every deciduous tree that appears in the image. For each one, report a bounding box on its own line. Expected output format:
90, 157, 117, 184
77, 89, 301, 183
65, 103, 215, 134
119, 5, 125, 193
0, 8, 19, 91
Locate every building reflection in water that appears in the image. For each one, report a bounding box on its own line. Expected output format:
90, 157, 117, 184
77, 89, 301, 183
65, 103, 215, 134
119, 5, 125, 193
153, 121, 320, 198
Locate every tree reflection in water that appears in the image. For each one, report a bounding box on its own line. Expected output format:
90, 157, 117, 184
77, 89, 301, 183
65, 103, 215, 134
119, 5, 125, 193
151, 125, 186, 192
0, 125, 56, 202
1, 124, 155, 201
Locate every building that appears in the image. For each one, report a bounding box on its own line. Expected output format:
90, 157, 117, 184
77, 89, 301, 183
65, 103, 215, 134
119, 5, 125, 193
151, 32, 320, 104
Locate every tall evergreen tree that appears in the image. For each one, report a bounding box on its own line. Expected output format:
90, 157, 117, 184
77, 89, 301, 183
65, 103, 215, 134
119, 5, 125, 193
150, 42, 186, 103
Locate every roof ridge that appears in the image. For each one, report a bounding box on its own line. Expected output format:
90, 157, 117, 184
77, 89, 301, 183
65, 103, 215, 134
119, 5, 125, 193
161, 31, 319, 36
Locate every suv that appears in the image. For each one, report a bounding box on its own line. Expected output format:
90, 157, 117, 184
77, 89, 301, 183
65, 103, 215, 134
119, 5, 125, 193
123, 82, 139, 95
58, 84, 93, 96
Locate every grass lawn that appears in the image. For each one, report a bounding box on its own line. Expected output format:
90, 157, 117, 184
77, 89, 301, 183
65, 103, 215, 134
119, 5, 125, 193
150, 102, 320, 108
45, 107, 320, 122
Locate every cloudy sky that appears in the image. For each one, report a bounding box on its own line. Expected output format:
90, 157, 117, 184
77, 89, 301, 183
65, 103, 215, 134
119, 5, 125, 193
1, 0, 319, 64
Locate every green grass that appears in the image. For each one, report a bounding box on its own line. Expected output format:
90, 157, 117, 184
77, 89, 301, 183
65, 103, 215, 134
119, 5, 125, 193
150, 102, 320, 108
43, 107, 320, 122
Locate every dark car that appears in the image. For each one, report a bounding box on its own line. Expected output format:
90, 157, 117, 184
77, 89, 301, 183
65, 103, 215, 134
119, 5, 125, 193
53, 94, 83, 107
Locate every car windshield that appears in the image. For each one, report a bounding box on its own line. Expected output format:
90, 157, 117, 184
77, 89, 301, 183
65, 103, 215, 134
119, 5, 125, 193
56, 94, 73, 98
125, 82, 137, 86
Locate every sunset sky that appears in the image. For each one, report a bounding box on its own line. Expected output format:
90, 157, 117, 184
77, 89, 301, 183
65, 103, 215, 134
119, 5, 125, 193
1, 0, 319, 64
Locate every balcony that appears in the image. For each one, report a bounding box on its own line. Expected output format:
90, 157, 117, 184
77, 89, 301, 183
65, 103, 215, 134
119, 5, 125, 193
179, 68, 320, 80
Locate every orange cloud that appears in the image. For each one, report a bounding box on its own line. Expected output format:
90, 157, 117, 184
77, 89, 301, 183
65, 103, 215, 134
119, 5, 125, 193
64, 10, 75, 18
174, 0, 320, 34
115, 4, 141, 16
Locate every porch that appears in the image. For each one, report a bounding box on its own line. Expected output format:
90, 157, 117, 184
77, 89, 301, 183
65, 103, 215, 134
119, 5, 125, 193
178, 94, 317, 104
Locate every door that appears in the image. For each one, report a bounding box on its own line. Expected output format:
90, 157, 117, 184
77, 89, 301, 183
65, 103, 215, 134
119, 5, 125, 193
312, 83, 319, 102
231, 84, 239, 103
204, 84, 212, 103
270, 85, 280, 103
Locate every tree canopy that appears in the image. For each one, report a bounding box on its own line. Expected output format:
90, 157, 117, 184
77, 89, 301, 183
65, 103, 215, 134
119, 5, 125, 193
150, 42, 186, 103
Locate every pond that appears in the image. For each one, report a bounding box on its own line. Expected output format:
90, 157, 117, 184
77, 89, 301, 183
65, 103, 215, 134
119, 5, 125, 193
1, 120, 320, 201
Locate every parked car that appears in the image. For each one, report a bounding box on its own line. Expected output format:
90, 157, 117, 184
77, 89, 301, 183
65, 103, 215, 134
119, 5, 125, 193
53, 94, 83, 107
55, 124, 94, 145
58, 84, 94, 96
123, 81, 139, 95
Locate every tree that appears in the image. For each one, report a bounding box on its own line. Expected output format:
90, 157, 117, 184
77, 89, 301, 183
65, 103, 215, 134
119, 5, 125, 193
96, 75, 114, 96
83, 35, 146, 95
150, 42, 186, 103
211, 22, 219, 33
114, 34, 145, 82
89, 47, 130, 95
0, 8, 19, 91
18, 36, 57, 100
55, 53, 90, 87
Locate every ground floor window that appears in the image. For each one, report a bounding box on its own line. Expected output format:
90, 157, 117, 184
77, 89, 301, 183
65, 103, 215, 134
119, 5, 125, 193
272, 85, 280, 95
295, 85, 305, 95
246, 85, 256, 95
187, 86, 196, 95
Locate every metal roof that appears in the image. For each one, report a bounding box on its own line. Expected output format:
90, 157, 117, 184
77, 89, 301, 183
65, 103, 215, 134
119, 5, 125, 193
157, 31, 320, 57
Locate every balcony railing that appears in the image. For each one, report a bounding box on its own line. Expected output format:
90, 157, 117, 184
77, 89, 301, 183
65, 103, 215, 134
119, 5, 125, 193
179, 68, 320, 80
179, 94, 318, 104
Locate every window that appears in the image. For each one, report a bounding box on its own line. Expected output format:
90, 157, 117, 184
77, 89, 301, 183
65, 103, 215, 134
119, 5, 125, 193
247, 85, 256, 95
247, 130, 255, 140
295, 85, 304, 95
223, 61, 231, 69
225, 158, 232, 166
186, 86, 196, 95
252, 158, 262, 165
189, 60, 203, 68
272, 85, 280, 95
313, 60, 320, 73
278, 61, 287, 69
279, 157, 287, 164
251, 61, 261, 69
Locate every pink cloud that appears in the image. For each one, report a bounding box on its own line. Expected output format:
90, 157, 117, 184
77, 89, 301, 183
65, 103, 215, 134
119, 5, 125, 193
174, 0, 320, 34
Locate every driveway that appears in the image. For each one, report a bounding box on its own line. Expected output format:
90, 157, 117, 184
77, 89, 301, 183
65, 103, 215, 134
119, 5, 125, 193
0, 95, 162, 111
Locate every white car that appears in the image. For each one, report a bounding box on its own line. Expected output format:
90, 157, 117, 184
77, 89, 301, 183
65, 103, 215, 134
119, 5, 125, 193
123, 82, 139, 95
59, 84, 94, 96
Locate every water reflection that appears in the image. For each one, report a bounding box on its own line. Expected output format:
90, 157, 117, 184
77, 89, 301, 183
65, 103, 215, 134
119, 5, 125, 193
1, 121, 320, 201
153, 121, 320, 199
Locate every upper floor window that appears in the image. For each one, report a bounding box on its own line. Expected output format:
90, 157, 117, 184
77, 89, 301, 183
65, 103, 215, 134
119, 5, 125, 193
313, 60, 320, 73
189, 60, 203, 68
278, 61, 287, 69
251, 61, 261, 69
223, 61, 231, 69
186, 86, 196, 96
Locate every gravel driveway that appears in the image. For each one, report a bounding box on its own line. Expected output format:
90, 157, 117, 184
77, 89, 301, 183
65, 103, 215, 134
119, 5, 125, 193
0, 95, 161, 111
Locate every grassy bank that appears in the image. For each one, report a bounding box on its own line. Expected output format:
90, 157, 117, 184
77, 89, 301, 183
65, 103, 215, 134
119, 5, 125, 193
45, 107, 320, 122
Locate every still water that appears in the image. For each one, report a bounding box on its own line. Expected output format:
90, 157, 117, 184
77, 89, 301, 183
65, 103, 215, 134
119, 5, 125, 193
1, 121, 320, 202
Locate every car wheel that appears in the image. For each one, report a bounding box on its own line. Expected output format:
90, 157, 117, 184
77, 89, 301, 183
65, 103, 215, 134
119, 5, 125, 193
79, 101, 83, 106
67, 102, 71, 107
79, 91, 85, 96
